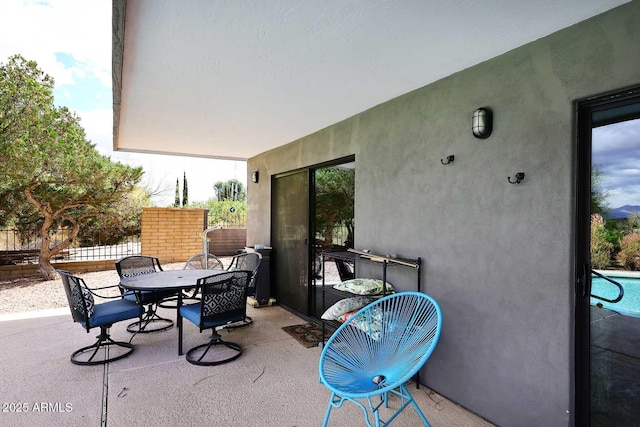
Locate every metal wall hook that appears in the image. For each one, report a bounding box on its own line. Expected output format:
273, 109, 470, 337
508, 172, 525, 184
440, 155, 454, 165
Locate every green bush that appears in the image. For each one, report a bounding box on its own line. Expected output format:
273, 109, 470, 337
591, 214, 613, 269
616, 232, 640, 270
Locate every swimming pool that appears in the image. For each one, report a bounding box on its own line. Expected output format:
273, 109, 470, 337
591, 271, 640, 318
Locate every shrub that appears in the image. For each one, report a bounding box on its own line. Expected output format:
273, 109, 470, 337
616, 232, 640, 270
591, 214, 613, 269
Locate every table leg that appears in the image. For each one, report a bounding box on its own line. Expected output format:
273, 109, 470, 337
178, 291, 183, 355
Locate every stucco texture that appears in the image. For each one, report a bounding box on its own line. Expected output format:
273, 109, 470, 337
247, 3, 640, 426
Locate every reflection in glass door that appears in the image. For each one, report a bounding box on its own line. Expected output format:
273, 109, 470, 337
271, 170, 309, 315
576, 88, 640, 426
310, 160, 355, 318
590, 116, 640, 426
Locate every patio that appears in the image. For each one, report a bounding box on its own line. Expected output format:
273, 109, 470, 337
0, 303, 494, 426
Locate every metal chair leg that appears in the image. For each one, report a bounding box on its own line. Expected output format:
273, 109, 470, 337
185, 331, 242, 366
126, 304, 173, 333
71, 326, 135, 365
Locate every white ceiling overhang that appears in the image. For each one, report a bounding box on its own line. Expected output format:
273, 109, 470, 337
112, 0, 629, 161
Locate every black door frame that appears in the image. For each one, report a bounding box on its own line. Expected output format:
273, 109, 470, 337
574, 84, 640, 426
271, 168, 311, 316
270, 155, 355, 319
309, 155, 355, 317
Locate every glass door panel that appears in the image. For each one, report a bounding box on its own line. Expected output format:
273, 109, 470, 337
577, 89, 640, 426
271, 170, 309, 315
589, 115, 640, 426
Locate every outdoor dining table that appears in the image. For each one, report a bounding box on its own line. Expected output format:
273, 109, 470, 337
119, 269, 225, 355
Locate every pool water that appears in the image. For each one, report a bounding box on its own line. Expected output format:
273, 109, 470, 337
591, 274, 640, 318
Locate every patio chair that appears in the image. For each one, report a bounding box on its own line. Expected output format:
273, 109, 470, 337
179, 270, 253, 365
319, 291, 442, 427
227, 252, 261, 292
162, 253, 227, 306
184, 253, 225, 270
225, 252, 261, 327
115, 255, 175, 333
57, 269, 143, 365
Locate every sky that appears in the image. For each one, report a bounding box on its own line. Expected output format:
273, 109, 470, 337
0, 0, 247, 206
2, 1, 638, 212
593, 118, 640, 210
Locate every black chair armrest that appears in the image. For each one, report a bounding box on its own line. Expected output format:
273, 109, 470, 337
85, 284, 123, 299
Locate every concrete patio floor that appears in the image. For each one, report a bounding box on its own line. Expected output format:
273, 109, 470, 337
0, 304, 494, 426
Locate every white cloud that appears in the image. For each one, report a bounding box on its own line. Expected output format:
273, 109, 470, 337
593, 118, 640, 208
0, 0, 111, 87
1, 1, 246, 206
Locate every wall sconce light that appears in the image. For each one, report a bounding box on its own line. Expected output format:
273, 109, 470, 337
251, 171, 259, 183
508, 172, 525, 184
472, 107, 493, 139
440, 155, 455, 165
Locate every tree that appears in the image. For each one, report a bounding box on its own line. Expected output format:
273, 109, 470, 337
0, 55, 144, 279
591, 214, 613, 269
174, 177, 180, 207
76, 185, 151, 245
617, 232, 640, 270
182, 171, 188, 206
214, 179, 246, 202
591, 165, 609, 217
315, 167, 355, 248
0, 55, 55, 227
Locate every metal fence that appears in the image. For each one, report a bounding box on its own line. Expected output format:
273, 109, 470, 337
205, 212, 349, 246
1, 215, 349, 265
208, 212, 247, 229
206, 213, 349, 245
0, 228, 141, 265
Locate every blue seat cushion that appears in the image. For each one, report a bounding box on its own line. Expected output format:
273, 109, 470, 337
85, 299, 143, 328
180, 304, 241, 329
123, 289, 176, 304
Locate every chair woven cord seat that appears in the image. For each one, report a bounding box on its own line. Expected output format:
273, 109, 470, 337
319, 292, 442, 426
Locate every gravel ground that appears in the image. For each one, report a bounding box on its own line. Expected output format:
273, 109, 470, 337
0, 262, 185, 315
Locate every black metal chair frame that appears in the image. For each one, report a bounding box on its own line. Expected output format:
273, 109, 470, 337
224, 252, 262, 329
57, 269, 143, 366
115, 255, 175, 334
180, 270, 253, 366
334, 258, 355, 281
184, 253, 225, 270
157, 253, 227, 309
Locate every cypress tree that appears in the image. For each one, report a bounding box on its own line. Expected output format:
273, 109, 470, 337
182, 171, 188, 207
174, 177, 180, 207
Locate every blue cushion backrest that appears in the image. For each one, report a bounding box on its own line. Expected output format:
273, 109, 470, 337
85, 299, 142, 328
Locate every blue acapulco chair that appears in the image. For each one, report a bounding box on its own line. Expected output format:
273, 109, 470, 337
318, 291, 442, 427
